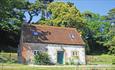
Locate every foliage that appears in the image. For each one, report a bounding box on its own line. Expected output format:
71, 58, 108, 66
0, 0, 26, 32
100, 8, 115, 54
83, 11, 110, 42
25, 0, 45, 23
34, 52, 50, 65
82, 11, 110, 53
106, 36, 115, 55
25, 0, 54, 23
107, 8, 115, 23
39, 2, 84, 30
0, 0, 53, 50
0, 0, 50, 31
0, 0, 27, 50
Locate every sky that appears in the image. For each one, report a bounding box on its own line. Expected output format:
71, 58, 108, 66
71, 0, 115, 15
27, 0, 115, 22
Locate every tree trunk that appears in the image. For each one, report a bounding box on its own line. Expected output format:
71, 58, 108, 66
28, 12, 33, 24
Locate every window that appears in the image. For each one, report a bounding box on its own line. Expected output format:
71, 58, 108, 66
69, 33, 76, 40
72, 51, 78, 56
33, 50, 39, 55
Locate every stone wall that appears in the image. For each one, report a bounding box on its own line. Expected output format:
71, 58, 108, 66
19, 43, 86, 64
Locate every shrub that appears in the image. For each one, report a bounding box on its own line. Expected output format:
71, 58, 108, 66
34, 52, 50, 65
65, 62, 69, 65
112, 58, 115, 64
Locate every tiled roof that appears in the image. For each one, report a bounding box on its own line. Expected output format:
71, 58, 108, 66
22, 24, 85, 45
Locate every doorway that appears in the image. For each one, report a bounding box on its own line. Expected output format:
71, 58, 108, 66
57, 51, 64, 64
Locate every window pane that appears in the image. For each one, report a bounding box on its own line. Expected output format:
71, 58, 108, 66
33, 50, 39, 55
76, 52, 77, 56
73, 52, 74, 56
72, 51, 78, 56
37, 51, 39, 54
34, 51, 36, 55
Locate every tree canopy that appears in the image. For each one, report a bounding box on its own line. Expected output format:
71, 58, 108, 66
104, 8, 115, 54
0, 0, 27, 32
0, 0, 52, 51
82, 10, 115, 54
39, 2, 84, 30
0, 0, 53, 32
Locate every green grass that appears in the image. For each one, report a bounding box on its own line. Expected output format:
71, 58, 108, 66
0, 64, 75, 70
0, 52, 17, 63
0, 64, 115, 70
0, 66, 75, 70
87, 54, 115, 64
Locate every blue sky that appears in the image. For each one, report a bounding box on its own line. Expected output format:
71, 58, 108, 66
27, 0, 115, 22
72, 0, 115, 15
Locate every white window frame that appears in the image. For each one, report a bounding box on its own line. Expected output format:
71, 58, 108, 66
33, 50, 39, 56
72, 51, 79, 56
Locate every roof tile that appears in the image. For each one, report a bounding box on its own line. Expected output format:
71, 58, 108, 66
22, 24, 85, 45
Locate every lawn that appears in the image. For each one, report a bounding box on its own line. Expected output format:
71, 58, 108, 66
87, 54, 115, 64
0, 52, 17, 63
0, 64, 115, 70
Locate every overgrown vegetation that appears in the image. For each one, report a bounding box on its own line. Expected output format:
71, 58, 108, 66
0, 52, 17, 63
34, 52, 51, 65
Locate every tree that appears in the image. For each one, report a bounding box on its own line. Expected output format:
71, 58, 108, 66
0, 0, 28, 51
25, 0, 54, 23
82, 11, 110, 53
0, 0, 53, 51
103, 8, 115, 54
107, 8, 115, 23
39, 2, 84, 30
0, 0, 27, 32
0, 0, 55, 52
107, 36, 115, 55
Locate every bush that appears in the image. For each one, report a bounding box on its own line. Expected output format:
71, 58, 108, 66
34, 52, 50, 65
112, 58, 115, 64
108, 46, 115, 55
65, 62, 69, 65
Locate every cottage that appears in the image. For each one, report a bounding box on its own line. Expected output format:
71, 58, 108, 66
18, 24, 86, 64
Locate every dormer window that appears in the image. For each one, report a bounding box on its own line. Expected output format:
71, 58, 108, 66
33, 31, 38, 36
69, 33, 75, 40
71, 34, 75, 39
31, 29, 38, 36
31, 29, 42, 36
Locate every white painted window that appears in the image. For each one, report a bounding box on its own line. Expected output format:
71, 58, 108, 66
72, 51, 78, 56
33, 50, 39, 55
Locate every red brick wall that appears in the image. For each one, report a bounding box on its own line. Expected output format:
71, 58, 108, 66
21, 46, 27, 64
21, 43, 33, 64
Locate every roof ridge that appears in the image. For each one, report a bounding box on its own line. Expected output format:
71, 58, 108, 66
31, 24, 76, 30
